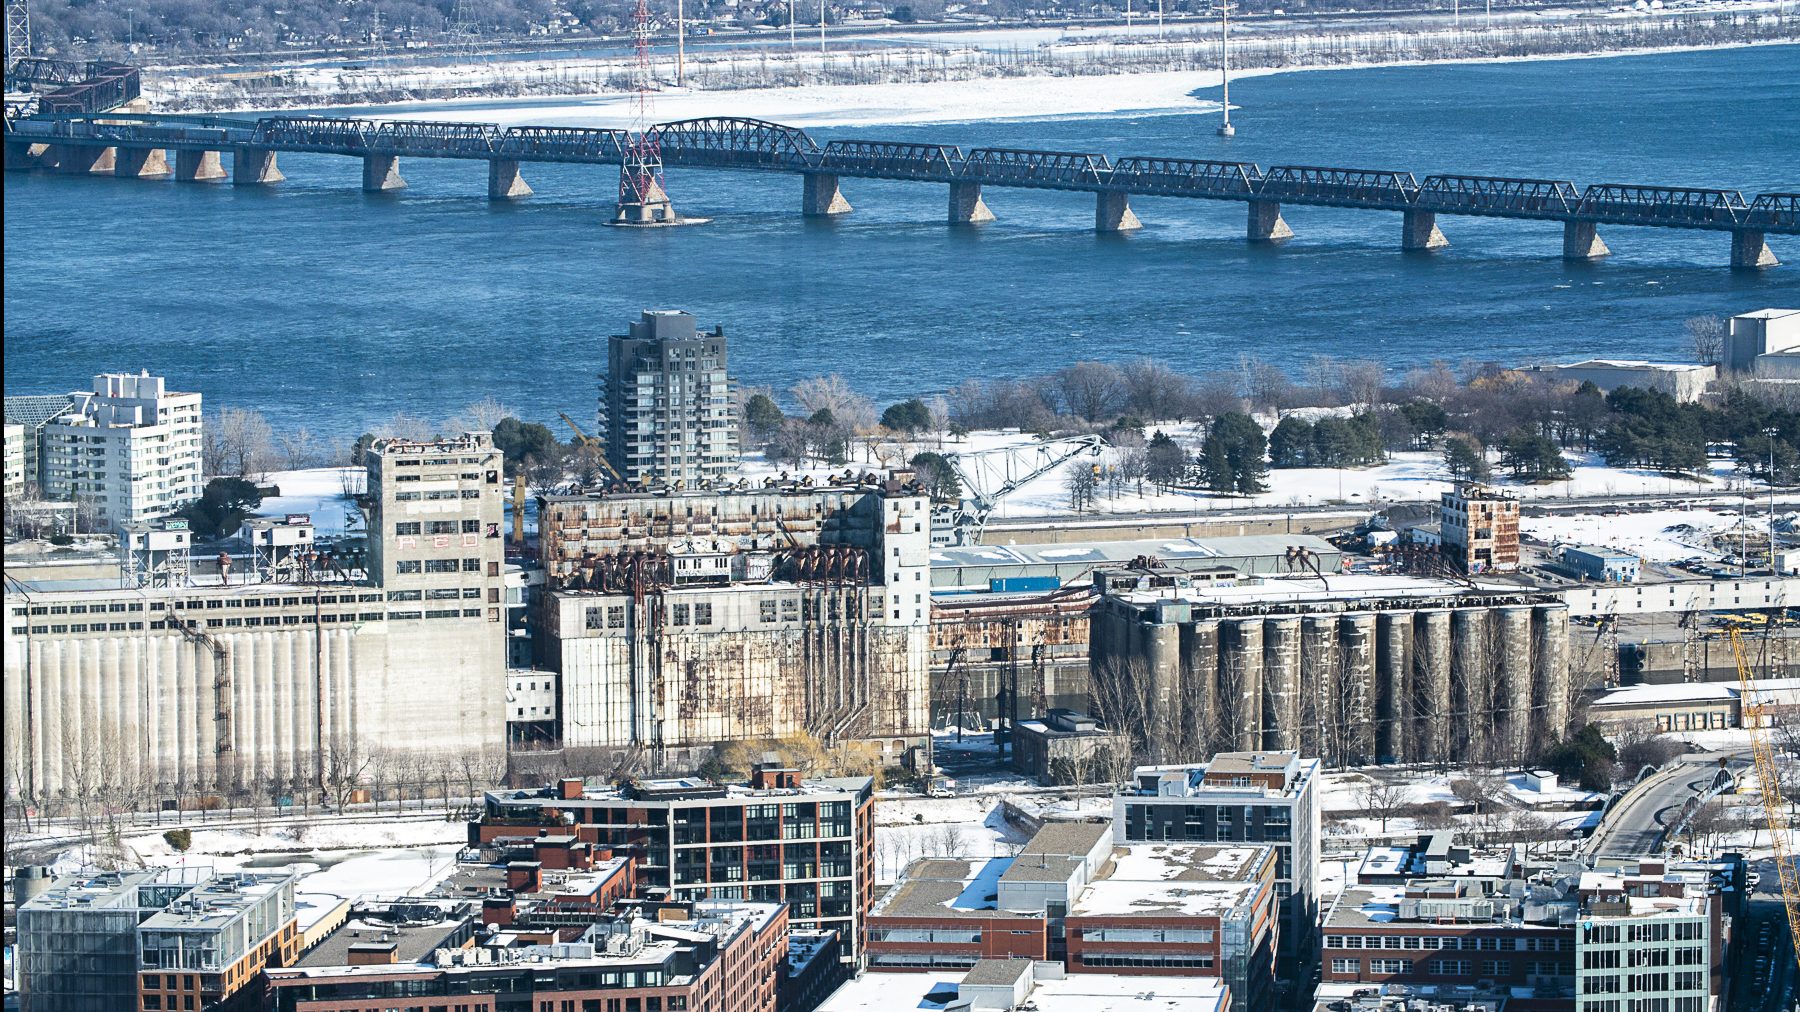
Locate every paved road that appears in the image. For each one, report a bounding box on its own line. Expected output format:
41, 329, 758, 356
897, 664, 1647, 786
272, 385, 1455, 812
1588, 753, 1748, 857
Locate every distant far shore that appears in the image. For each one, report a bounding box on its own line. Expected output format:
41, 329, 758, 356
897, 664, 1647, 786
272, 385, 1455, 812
141, 10, 1798, 124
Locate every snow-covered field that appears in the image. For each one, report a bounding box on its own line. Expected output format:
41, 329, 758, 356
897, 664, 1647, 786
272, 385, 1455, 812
252, 466, 366, 536
743, 424, 1774, 521
1521, 505, 1793, 562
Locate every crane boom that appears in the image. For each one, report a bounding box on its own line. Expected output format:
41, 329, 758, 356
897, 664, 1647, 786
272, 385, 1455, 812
1728, 626, 1800, 969
933, 435, 1107, 546
558, 412, 624, 482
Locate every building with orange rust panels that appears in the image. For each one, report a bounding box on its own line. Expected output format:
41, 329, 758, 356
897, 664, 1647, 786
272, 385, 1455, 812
16, 866, 297, 1012
472, 768, 874, 960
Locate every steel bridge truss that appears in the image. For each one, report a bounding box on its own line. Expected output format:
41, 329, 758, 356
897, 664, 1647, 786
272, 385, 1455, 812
8, 110, 1796, 240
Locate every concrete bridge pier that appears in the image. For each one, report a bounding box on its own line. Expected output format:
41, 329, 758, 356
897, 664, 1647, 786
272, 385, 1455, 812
51, 144, 115, 175
1731, 230, 1780, 270
5, 140, 48, 171
233, 147, 285, 185
1561, 220, 1610, 261
174, 149, 227, 183
114, 147, 171, 178
948, 181, 995, 225
802, 172, 852, 216
1246, 200, 1293, 242
1401, 209, 1448, 251
487, 159, 531, 200
362, 154, 406, 193
1095, 191, 1142, 232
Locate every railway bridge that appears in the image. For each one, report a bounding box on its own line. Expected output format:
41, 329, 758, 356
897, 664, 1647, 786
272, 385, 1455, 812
5, 111, 1794, 269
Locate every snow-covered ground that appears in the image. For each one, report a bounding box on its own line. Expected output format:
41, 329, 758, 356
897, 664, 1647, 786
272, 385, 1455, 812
746, 424, 1773, 520
1521, 505, 1792, 562
250, 466, 366, 536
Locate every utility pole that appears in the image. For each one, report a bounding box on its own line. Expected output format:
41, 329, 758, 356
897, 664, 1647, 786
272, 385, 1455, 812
676, 0, 686, 87
1766, 427, 1780, 570
819, 0, 827, 55
1216, 0, 1236, 137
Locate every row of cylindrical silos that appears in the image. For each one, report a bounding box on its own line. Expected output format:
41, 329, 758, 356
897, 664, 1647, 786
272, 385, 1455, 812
1094, 599, 1571, 766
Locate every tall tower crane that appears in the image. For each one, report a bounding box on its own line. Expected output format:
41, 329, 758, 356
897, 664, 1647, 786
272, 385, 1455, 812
1729, 626, 1800, 967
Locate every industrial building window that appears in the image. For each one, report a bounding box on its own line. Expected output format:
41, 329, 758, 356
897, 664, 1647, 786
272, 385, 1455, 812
587, 608, 607, 630
693, 603, 713, 625
672, 604, 690, 625
464, 558, 482, 571
425, 559, 460, 574
388, 590, 422, 602
462, 588, 481, 599
488, 588, 500, 604
427, 521, 458, 535
427, 588, 461, 600
395, 522, 422, 536
608, 606, 625, 626
390, 611, 422, 620
462, 520, 481, 533
395, 491, 421, 501
396, 561, 422, 574
489, 562, 501, 577
761, 600, 777, 623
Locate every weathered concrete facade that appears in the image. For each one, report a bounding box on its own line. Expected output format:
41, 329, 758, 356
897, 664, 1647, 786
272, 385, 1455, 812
3, 434, 507, 803
537, 480, 933, 761
1089, 570, 1571, 767
929, 590, 1095, 728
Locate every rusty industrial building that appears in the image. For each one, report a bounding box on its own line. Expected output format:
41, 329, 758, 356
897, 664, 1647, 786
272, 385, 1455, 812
533, 475, 933, 768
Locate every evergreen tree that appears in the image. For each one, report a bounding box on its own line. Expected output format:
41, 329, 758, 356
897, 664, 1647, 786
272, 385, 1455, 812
743, 394, 785, 437
1199, 412, 1269, 494
1268, 416, 1313, 468
880, 398, 933, 434
1443, 435, 1491, 481
1144, 430, 1188, 490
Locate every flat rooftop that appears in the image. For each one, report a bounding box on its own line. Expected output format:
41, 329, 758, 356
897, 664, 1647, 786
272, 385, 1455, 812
486, 775, 871, 808
871, 857, 1018, 918
139, 872, 291, 932
296, 901, 475, 968
1107, 572, 1521, 608
817, 970, 1228, 1012
1072, 845, 1269, 919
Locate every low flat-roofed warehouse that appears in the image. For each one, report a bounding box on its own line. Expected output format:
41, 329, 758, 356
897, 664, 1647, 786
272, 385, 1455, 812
930, 534, 1341, 592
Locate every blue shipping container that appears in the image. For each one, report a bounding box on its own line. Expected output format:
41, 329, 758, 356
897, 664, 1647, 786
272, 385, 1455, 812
989, 576, 1063, 594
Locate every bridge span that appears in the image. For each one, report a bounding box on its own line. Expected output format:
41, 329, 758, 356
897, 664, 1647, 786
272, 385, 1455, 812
5, 112, 1794, 269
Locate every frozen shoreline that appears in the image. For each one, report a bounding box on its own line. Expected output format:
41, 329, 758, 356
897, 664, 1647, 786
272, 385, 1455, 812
139, 11, 1796, 128
357, 40, 1787, 130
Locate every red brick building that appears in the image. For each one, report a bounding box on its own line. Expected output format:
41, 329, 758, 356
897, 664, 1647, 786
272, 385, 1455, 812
865, 822, 1279, 1012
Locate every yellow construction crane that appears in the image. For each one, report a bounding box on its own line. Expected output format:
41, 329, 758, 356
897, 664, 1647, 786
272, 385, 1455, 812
558, 412, 624, 483
1729, 626, 1800, 967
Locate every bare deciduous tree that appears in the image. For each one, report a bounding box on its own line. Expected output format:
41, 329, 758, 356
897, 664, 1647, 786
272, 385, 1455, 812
453, 396, 512, 433
1356, 776, 1408, 833
1064, 460, 1098, 512
791, 375, 875, 432
277, 426, 319, 472
1685, 315, 1726, 367
209, 407, 275, 478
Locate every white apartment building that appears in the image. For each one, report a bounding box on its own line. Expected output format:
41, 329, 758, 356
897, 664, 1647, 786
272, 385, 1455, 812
3, 423, 24, 502
39, 372, 203, 529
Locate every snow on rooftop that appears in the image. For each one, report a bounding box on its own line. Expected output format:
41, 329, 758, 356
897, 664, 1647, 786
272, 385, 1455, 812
1072, 845, 1264, 918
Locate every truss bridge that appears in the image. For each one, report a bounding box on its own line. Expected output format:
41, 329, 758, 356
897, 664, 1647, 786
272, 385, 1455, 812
6, 110, 1793, 268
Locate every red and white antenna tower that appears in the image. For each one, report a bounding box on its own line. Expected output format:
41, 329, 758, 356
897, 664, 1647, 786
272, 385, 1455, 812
614, 0, 677, 225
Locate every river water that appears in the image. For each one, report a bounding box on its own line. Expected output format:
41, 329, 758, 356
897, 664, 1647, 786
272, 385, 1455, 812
4, 45, 1797, 436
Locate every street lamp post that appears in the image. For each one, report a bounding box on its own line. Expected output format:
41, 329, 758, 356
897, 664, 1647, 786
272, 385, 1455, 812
1765, 427, 1780, 571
